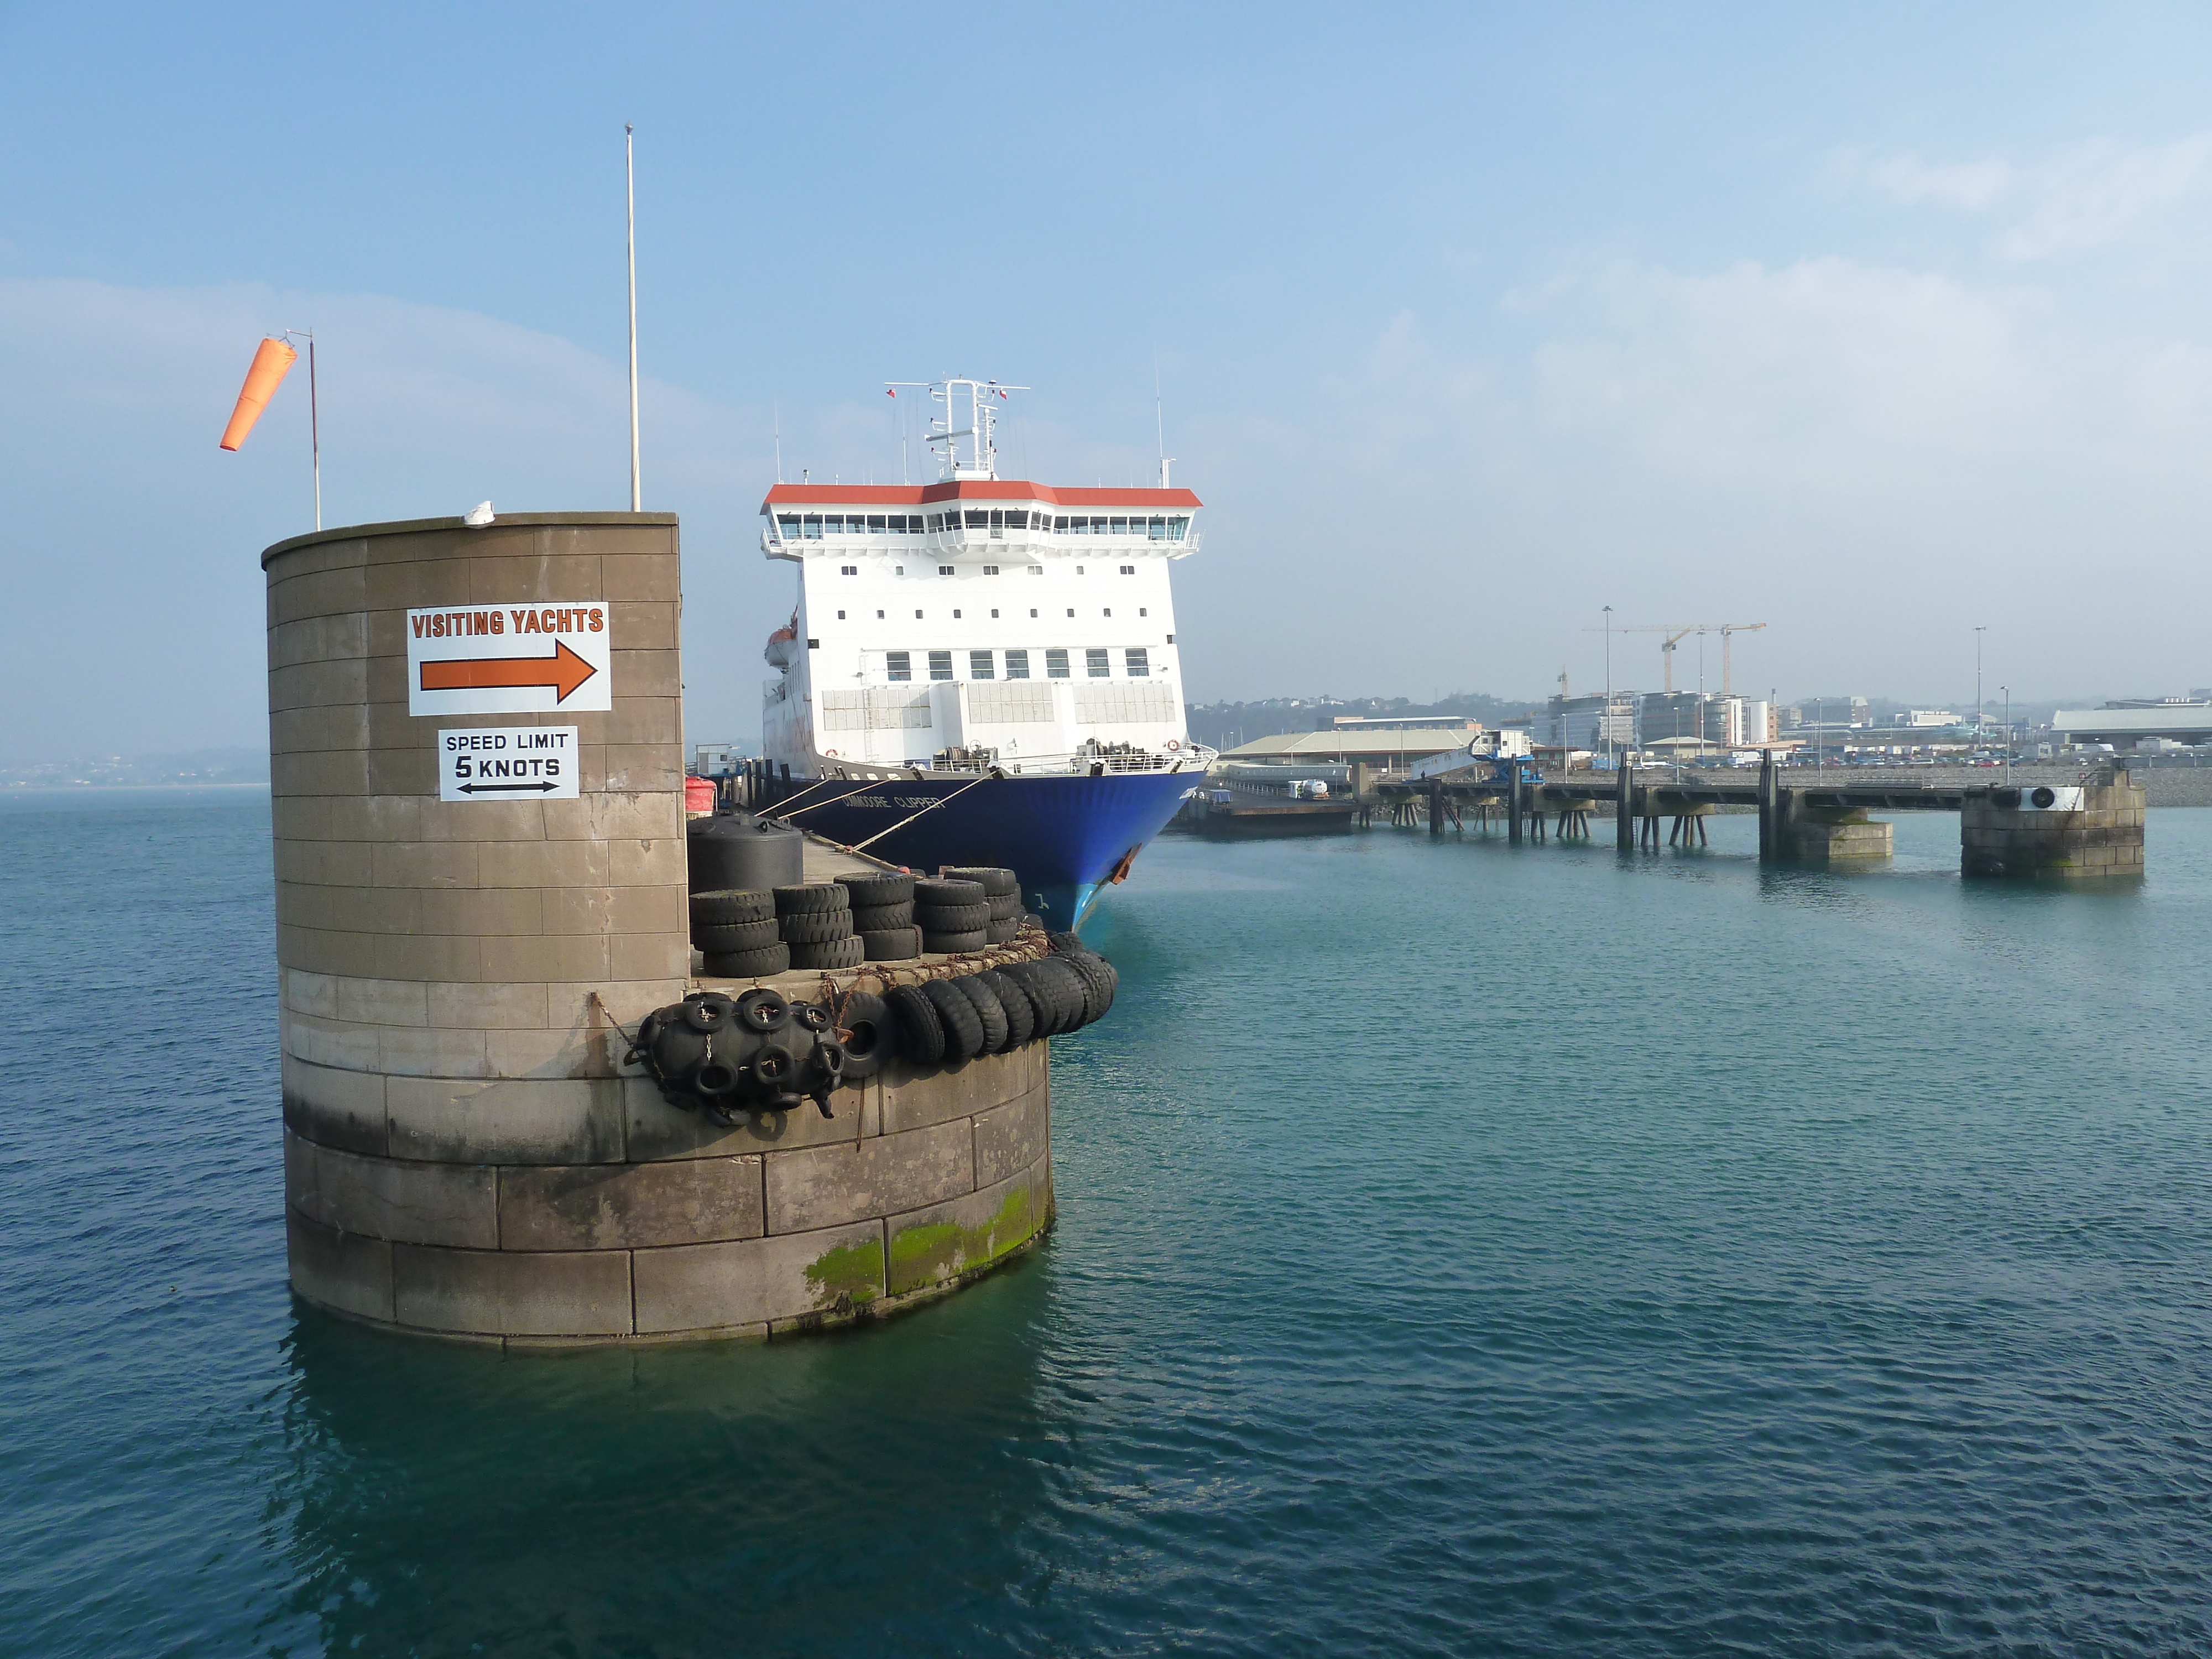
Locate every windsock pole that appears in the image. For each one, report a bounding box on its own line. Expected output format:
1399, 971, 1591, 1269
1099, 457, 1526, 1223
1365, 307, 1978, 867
626, 123, 640, 512
303, 331, 321, 531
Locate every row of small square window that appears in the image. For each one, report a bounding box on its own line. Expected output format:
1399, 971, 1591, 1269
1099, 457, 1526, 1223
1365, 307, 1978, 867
887, 648, 1150, 682
842, 564, 1139, 577
836, 606, 1151, 620
780, 512, 1190, 539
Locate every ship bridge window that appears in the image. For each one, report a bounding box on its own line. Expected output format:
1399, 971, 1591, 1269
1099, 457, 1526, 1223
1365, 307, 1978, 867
1005, 649, 1030, 679
1067, 517, 1089, 535
1086, 648, 1111, 678
1149, 517, 1167, 539
1126, 648, 1150, 677
928, 650, 954, 680
802, 515, 823, 539
969, 650, 994, 679
1168, 517, 1189, 540
965, 509, 988, 529
1110, 517, 1128, 534
778, 515, 800, 538
868, 515, 887, 531
1091, 517, 1108, 533
886, 651, 912, 682
988, 510, 1005, 536
1046, 649, 1070, 679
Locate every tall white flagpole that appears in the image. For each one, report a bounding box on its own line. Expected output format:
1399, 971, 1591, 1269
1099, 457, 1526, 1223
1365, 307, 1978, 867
626, 123, 641, 512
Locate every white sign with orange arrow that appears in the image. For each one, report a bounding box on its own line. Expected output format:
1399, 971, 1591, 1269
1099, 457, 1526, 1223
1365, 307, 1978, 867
405, 603, 614, 716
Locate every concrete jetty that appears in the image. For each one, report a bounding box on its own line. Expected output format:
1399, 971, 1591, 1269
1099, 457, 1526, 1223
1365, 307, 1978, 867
266, 513, 1053, 1347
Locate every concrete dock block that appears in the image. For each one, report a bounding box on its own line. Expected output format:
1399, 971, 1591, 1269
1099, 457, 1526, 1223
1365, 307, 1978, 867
392, 1241, 633, 1336
288, 1208, 395, 1324
885, 1157, 1051, 1297
625, 1079, 880, 1162
286, 1130, 499, 1248
377, 1023, 493, 1079
369, 931, 484, 984
498, 1156, 765, 1251
631, 1218, 884, 1333
414, 888, 543, 940
765, 1118, 975, 1235
334, 974, 431, 1028
426, 979, 551, 1031
268, 657, 371, 713
973, 1085, 1051, 1188
880, 1046, 1037, 1134
267, 564, 368, 626
270, 703, 372, 754
281, 1053, 389, 1154
268, 611, 369, 670
386, 1075, 626, 1166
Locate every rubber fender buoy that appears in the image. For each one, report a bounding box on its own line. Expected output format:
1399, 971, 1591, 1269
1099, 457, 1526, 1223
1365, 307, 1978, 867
690, 889, 775, 927
790, 935, 865, 970
885, 983, 945, 1065
921, 978, 986, 1060
843, 872, 915, 909
851, 901, 916, 932
942, 865, 1019, 898
735, 987, 791, 1032
748, 1041, 802, 1090
921, 928, 989, 954
693, 917, 780, 954
914, 878, 985, 907
949, 974, 1010, 1053
682, 993, 736, 1033
692, 1056, 743, 1097
811, 1036, 848, 1084
985, 917, 1022, 945
830, 990, 892, 1080
973, 969, 1035, 1048
703, 943, 790, 979
779, 908, 855, 945
774, 883, 849, 915
915, 900, 991, 933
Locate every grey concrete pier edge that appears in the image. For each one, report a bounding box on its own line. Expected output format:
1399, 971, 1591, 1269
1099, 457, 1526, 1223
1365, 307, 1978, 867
265, 513, 1053, 1346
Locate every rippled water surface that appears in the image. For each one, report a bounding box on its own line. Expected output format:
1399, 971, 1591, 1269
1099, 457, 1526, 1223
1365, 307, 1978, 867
7, 790, 2212, 1656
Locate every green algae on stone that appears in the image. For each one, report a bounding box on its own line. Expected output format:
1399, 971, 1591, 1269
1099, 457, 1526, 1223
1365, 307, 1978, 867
887, 1183, 1037, 1295
804, 1238, 884, 1309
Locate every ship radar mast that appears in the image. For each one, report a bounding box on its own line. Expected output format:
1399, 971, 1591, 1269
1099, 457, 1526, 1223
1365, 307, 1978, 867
887, 377, 1029, 481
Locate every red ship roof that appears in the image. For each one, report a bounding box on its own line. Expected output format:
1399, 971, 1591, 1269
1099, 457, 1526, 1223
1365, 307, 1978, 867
760, 480, 1202, 512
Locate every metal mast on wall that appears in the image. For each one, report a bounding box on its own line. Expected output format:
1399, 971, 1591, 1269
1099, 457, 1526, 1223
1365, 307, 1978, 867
626, 123, 641, 512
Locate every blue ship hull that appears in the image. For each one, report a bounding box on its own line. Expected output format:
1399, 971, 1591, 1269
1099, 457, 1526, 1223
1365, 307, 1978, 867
781, 769, 1198, 930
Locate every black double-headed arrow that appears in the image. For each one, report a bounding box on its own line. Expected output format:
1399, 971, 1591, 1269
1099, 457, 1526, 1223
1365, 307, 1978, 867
457, 780, 560, 794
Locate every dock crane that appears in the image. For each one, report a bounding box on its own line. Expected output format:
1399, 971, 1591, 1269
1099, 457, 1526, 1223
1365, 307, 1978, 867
1589, 622, 1768, 694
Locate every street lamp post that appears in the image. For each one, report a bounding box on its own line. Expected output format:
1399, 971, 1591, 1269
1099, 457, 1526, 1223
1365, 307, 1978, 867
2002, 686, 2011, 783
1975, 625, 1986, 749
1603, 604, 1613, 765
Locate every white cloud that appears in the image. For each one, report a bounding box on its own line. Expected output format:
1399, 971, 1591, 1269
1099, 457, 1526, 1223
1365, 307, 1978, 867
1840, 135, 2212, 262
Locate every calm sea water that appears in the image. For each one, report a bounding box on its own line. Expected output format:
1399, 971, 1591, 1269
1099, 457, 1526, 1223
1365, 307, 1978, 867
6, 789, 2212, 1657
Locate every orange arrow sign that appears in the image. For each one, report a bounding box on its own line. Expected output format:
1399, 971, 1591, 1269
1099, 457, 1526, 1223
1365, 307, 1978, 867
419, 639, 599, 703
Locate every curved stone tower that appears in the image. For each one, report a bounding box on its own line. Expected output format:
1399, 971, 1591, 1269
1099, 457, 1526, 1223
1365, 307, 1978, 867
268, 513, 1051, 1347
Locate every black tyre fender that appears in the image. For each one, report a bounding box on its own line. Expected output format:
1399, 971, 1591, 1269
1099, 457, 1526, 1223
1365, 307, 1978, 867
921, 978, 985, 1060
682, 993, 735, 1033
860, 927, 922, 962
1058, 951, 1117, 1022
690, 888, 775, 926
1001, 961, 1074, 1036
949, 974, 1010, 1053
915, 901, 992, 932
735, 987, 791, 1032
1032, 956, 1095, 1031
780, 909, 855, 945
914, 878, 985, 907
747, 1040, 804, 1093
702, 945, 791, 978
943, 865, 1019, 897
843, 872, 916, 909
773, 882, 849, 915
985, 893, 1022, 921
885, 983, 945, 1065
921, 929, 990, 954
829, 990, 893, 1081
693, 917, 781, 954
790, 935, 867, 970
973, 969, 1034, 1049
985, 917, 1022, 946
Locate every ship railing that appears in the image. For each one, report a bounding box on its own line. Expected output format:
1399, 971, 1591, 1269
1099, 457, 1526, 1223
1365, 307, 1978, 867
826, 744, 1214, 778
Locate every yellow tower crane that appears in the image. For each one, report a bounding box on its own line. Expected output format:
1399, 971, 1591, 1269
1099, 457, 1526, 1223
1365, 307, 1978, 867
1595, 623, 1768, 694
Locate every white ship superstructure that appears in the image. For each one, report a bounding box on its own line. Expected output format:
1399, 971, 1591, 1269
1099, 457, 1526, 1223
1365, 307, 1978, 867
759, 379, 1202, 776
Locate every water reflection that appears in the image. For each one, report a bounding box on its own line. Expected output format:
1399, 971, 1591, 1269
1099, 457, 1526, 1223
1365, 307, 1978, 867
275, 1256, 1062, 1658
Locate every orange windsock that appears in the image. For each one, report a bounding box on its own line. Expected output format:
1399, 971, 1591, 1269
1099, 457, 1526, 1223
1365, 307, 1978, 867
218, 337, 298, 451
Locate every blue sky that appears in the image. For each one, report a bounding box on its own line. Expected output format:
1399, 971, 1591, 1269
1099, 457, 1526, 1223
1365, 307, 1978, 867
7, 3, 2212, 757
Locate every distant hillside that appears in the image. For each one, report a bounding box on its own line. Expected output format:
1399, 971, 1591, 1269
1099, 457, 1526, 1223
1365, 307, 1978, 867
1, 748, 271, 789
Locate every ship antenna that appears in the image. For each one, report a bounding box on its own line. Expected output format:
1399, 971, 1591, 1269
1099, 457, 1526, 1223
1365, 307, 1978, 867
1155, 359, 1173, 490
773, 400, 782, 484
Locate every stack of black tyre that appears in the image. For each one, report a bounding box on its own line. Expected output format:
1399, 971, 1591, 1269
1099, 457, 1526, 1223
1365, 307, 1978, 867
880, 933, 1118, 1066
914, 867, 1024, 952
773, 882, 864, 970
844, 871, 922, 962
690, 888, 787, 977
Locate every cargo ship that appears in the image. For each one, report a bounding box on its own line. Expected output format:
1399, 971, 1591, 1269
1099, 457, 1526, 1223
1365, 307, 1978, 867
756, 378, 1213, 929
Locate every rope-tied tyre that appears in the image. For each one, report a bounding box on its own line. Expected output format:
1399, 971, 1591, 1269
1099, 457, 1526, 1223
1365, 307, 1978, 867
973, 969, 1035, 1048
826, 990, 893, 1081
921, 978, 987, 1060
949, 974, 1010, 1053
884, 984, 945, 1065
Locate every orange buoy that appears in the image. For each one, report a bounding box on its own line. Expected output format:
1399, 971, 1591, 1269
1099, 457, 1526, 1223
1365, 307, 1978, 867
218, 337, 298, 451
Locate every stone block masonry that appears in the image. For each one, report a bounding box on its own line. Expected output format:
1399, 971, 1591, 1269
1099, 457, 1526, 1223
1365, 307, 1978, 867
266, 513, 1054, 1345
1960, 775, 2146, 880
